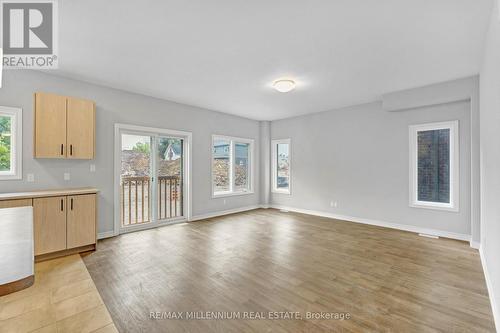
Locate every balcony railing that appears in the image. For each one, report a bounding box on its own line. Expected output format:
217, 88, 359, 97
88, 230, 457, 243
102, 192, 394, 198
158, 175, 182, 220
121, 175, 182, 226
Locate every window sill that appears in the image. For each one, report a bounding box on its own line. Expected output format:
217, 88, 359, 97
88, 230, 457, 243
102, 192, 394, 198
409, 202, 459, 212
272, 189, 291, 195
0, 174, 22, 181
212, 191, 254, 198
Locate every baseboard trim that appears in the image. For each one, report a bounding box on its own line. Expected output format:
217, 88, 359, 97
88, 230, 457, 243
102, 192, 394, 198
270, 205, 471, 242
97, 206, 260, 239
35, 244, 96, 262
190, 205, 260, 222
480, 245, 499, 332
470, 240, 481, 249
99, 204, 472, 243
97, 231, 116, 240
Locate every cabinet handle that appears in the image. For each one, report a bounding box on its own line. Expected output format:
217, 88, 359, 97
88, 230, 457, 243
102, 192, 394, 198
61, 144, 64, 155
60, 199, 64, 211
71, 198, 73, 210
70, 144, 73, 156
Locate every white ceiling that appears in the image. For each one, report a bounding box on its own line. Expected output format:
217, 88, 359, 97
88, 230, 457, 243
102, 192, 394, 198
55, 0, 493, 120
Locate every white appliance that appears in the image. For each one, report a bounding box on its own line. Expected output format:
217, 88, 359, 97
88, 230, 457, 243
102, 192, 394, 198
0, 206, 34, 288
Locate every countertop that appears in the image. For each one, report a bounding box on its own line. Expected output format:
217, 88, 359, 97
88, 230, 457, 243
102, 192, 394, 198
0, 187, 99, 201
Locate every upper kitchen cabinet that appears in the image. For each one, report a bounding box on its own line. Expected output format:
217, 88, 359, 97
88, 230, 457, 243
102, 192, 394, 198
34, 92, 95, 159
34, 92, 67, 158
67, 97, 95, 159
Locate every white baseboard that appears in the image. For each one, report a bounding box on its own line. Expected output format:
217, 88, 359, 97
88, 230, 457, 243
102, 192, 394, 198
97, 230, 116, 240
97, 205, 259, 239
190, 205, 260, 222
99, 203, 472, 243
480, 245, 499, 332
270, 204, 471, 242
470, 240, 481, 249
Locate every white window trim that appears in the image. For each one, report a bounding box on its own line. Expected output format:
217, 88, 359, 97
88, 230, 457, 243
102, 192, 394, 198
271, 138, 291, 195
409, 120, 459, 212
0, 106, 22, 180
212, 134, 254, 198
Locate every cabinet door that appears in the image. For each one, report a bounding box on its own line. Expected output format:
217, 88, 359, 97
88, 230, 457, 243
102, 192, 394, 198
67, 97, 95, 159
33, 197, 67, 255
67, 194, 96, 249
34, 93, 67, 158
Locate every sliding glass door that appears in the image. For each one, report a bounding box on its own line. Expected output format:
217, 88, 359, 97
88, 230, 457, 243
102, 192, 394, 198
156, 136, 183, 220
120, 133, 152, 226
118, 128, 188, 233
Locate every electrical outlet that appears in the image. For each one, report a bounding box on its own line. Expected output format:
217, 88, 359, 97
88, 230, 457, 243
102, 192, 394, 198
90, 164, 96, 172
27, 173, 35, 182
223, 199, 226, 205
330, 201, 338, 208
64, 173, 70, 181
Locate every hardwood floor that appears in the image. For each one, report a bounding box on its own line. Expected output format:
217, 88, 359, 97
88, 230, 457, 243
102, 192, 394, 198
83, 209, 495, 332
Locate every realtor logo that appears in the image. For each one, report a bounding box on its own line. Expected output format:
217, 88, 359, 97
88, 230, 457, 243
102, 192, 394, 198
1, 0, 58, 68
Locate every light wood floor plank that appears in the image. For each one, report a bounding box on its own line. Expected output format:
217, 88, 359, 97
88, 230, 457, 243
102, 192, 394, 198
0, 255, 118, 333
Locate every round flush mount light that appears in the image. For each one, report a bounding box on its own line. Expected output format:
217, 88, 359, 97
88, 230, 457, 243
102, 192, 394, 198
273, 79, 296, 93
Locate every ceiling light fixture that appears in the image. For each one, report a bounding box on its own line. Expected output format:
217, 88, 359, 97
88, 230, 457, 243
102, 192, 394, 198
273, 79, 296, 93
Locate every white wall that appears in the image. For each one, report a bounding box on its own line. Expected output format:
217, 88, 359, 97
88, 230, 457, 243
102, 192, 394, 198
0, 70, 481, 243
382, 77, 481, 244
0, 70, 261, 235
479, 0, 500, 327
259, 121, 271, 207
271, 80, 477, 239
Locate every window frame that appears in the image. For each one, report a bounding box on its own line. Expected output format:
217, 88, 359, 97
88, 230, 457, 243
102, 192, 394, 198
409, 120, 459, 212
0, 106, 22, 181
211, 134, 254, 198
271, 138, 291, 195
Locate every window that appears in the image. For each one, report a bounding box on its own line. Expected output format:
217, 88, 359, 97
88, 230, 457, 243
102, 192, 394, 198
409, 121, 458, 211
234, 142, 250, 191
272, 139, 291, 194
0, 107, 22, 180
212, 135, 253, 197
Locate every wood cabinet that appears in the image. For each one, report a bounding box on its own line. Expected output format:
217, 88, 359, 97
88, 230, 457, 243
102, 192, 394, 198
33, 196, 67, 255
0, 188, 99, 260
34, 93, 67, 158
0, 199, 32, 209
67, 97, 95, 159
67, 194, 96, 249
33, 193, 97, 256
34, 92, 95, 159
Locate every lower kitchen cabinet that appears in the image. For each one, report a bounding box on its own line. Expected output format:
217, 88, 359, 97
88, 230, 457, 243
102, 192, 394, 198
33, 196, 67, 255
67, 194, 96, 249
0, 188, 98, 261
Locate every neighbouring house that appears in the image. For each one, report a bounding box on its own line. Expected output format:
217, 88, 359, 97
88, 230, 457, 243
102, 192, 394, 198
213, 142, 249, 166
164, 142, 182, 161
213, 143, 230, 159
